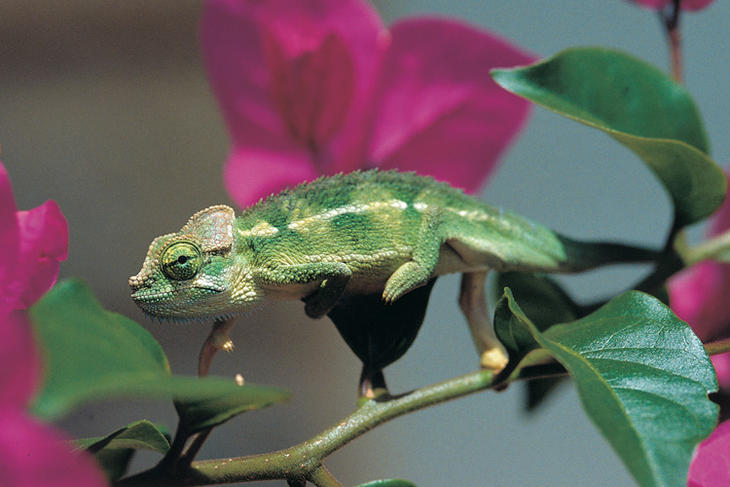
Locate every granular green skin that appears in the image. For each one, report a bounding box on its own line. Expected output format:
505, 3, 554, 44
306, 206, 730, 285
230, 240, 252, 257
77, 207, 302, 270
128, 170, 653, 369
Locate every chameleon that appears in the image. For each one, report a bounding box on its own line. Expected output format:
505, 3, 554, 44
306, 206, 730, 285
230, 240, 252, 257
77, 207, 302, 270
129, 169, 655, 372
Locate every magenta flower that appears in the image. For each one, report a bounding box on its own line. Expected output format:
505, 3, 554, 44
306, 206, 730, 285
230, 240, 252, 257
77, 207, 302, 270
688, 419, 730, 487
628, 0, 715, 11
0, 162, 106, 487
201, 0, 535, 207
669, 171, 730, 389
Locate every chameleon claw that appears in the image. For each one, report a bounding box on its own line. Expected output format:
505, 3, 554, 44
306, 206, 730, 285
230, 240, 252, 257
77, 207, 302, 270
219, 337, 235, 352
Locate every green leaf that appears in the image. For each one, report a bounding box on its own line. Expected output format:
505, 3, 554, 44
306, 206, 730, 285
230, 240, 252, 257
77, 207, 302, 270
499, 288, 718, 487
30, 279, 289, 419
494, 272, 578, 411
356, 480, 417, 487
495, 272, 578, 335
75, 420, 170, 454
93, 449, 134, 482
175, 385, 291, 434
74, 420, 169, 481
492, 47, 726, 227
328, 279, 435, 374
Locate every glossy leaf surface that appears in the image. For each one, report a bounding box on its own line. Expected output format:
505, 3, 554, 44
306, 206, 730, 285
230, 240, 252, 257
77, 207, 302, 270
492, 48, 725, 227
496, 289, 718, 487
30, 279, 289, 419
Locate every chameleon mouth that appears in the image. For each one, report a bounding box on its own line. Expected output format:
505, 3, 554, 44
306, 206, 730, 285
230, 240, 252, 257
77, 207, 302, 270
130, 285, 224, 303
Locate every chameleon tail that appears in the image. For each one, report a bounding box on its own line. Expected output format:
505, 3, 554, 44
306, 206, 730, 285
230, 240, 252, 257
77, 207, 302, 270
558, 236, 662, 272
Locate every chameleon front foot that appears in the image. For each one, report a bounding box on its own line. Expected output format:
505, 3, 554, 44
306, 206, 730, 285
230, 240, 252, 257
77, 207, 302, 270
198, 318, 236, 377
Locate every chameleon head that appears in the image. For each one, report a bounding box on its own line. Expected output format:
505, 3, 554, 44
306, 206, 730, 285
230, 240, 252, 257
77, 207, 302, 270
129, 205, 261, 321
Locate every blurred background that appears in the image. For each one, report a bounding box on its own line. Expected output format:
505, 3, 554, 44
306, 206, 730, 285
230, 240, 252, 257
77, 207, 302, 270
2, 0, 729, 485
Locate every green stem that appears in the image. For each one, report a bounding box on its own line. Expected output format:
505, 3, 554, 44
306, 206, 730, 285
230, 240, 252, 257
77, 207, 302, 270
659, 0, 683, 82
705, 338, 730, 356
307, 465, 343, 487
118, 369, 495, 486
682, 230, 730, 265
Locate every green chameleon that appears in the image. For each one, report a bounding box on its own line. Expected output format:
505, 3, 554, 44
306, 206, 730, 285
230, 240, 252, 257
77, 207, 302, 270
129, 170, 654, 373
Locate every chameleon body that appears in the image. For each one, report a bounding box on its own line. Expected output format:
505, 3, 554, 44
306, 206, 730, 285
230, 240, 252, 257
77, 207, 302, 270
130, 170, 652, 370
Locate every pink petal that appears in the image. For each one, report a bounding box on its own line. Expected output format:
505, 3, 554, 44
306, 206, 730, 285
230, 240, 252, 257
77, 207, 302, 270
707, 175, 730, 238
11, 201, 69, 309
670, 262, 730, 341
0, 163, 20, 287
0, 311, 40, 409
712, 352, 730, 390
669, 171, 730, 364
263, 29, 355, 152
688, 419, 730, 487
202, 0, 387, 198
370, 18, 535, 193
0, 409, 107, 487
224, 148, 320, 207
629, 0, 715, 11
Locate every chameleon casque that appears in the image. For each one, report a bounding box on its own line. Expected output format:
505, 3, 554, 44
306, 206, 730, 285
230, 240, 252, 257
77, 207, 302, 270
130, 170, 652, 375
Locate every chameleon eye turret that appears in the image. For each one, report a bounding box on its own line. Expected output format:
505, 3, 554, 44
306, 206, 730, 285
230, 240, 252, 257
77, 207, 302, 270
160, 241, 203, 281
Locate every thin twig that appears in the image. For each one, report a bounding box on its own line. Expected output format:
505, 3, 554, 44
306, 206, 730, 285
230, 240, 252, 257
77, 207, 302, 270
307, 465, 343, 487
660, 0, 683, 82
705, 338, 730, 356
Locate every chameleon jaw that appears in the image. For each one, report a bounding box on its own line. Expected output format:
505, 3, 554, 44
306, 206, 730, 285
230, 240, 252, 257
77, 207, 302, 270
130, 285, 227, 321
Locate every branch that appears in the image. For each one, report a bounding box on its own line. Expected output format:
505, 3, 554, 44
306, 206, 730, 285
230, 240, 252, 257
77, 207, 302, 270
705, 338, 730, 356
118, 369, 497, 486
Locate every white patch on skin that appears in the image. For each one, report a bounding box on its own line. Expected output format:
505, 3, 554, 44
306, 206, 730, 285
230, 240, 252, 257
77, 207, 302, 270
238, 221, 279, 237
288, 199, 408, 231
301, 245, 411, 264
450, 208, 492, 222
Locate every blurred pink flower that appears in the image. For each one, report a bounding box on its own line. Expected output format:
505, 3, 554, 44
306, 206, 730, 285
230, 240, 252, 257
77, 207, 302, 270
669, 172, 730, 389
201, 0, 535, 207
0, 162, 106, 487
688, 419, 730, 487
629, 0, 715, 11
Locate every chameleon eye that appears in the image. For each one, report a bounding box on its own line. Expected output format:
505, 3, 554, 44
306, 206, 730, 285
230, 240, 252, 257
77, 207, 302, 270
160, 241, 203, 281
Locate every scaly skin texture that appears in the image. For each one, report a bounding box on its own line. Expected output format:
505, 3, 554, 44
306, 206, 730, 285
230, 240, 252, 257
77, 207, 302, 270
129, 170, 653, 370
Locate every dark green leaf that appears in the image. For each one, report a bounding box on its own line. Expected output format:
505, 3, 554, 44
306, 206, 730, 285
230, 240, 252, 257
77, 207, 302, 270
500, 288, 718, 487
356, 480, 417, 487
74, 420, 169, 481
94, 448, 134, 482
495, 272, 578, 334
176, 384, 291, 434
327, 279, 435, 374
525, 376, 565, 411
30, 279, 289, 419
492, 48, 726, 227
495, 272, 577, 411
75, 420, 170, 455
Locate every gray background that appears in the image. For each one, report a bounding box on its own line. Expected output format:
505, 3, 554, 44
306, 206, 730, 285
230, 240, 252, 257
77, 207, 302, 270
2, 0, 729, 485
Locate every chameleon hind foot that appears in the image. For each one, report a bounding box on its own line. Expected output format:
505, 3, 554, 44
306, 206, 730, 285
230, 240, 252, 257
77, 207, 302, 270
198, 318, 235, 377
480, 347, 509, 371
